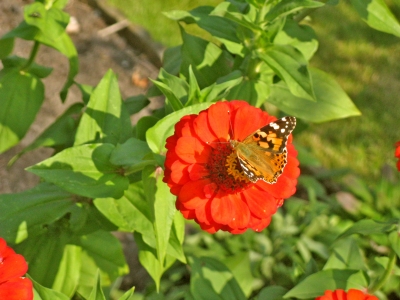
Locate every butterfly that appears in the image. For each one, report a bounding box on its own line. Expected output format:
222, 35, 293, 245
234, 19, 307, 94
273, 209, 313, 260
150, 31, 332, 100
229, 117, 296, 184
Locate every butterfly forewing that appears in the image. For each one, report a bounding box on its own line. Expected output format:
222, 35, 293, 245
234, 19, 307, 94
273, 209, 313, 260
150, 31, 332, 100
231, 116, 296, 183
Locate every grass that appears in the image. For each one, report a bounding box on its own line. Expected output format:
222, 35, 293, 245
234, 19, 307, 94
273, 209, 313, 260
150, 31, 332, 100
105, 0, 400, 182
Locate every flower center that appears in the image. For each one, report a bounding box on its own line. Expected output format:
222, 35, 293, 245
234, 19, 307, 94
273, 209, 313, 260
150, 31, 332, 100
206, 144, 250, 192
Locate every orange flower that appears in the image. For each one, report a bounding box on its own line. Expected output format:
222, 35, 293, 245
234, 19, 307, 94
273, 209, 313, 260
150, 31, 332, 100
0, 238, 33, 300
395, 141, 400, 171
163, 101, 299, 233
316, 289, 378, 300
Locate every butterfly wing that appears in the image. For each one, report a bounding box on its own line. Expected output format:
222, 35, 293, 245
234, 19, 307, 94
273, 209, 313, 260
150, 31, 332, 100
233, 117, 296, 183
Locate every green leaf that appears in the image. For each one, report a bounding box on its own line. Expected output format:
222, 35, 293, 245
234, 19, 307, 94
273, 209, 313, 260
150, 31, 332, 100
110, 137, 155, 170
165, 6, 243, 55
87, 270, 106, 300
389, 231, 400, 259
15, 228, 70, 289
350, 0, 400, 38
189, 256, 246, 300
200, 70, 243, 103
324, 238, 365, 270
118, 287, 135, 300
0, 69, 44, 153
269, 68, 361, 122
9, 103, 83, 166
259, 44, 315, 101
274, 19, 318, 61
223, 252, 254, 297
180, 29, 233, 89
265, 0, 324, 22
257, 286, 287, 300
52, 245, 82, 297
337, 219, 397, 240
146, 102, 212, 153
124, 95, 150, 115
27, 143, 129, 199
31, 276, 70, 300
2, 56, 53, 78
142, 166, 177, 267
0, 37, 14, 58
94, 182, 153, 234
284, 269, 367, 298
75, 70, 132, 146
0, 182, 74, 243
136, 116, 160, 141
225, 76, 271, 107
78, 231, 129, 282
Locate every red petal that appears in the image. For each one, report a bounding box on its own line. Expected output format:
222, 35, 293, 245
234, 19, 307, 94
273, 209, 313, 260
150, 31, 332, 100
228, 194, 250, 229
242, 187, 277, 219
232, 104, 265, 141
175, 136, 210, 164
188, 164, 209, 181
0, 253, 28, 283
207, 102, 230, 141
194, 111, 219, 146
210, 191, 235, 225
0, 277, 33, 300
248, 214, 271, 232
178, 179, 211, 209
170, 160, 190, 184
258, 175, 295, 199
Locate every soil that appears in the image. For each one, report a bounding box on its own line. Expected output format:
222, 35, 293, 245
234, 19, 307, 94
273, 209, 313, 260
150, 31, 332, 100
0, 0, 161, 291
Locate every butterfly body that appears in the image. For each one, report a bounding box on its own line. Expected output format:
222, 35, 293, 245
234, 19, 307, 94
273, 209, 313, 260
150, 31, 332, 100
230, 117, 296, 183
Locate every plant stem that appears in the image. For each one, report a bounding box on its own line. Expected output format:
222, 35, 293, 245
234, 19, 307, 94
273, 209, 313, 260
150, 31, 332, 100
369, 250, 397, 294
22, 41, 40, 71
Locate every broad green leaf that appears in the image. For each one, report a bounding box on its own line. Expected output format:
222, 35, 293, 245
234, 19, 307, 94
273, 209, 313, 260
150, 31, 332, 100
87, 271, 106, 300
78, 231, 129, 282
52, 245, 82, 297
0, 182, 74, 243
274, 19, 318, 61
225, 77, 271, 107
110, 138, 156, 172
15, 229, 69, 288
0, 69, 44, 153
337, 219, 397, 240
167, 213, 187, 263
124, 95, 150, 115
136, 116, 159, 141
9, 103, 83, 166
27, 143, 129, 199
163, 45, 182, 75
350, 0, 400, 38
180, 29, 233, 89
284, 269, 368, 298
158, 68, 190, 102
324, 238, 365, 270
259, 45, 315, 101
94, 182, 153, 236
186, 65, 201, 106
31, 276, 70, 300
257, 286, 287, 300
146, 102, 212, 153
223, 252, 254, 297
265, 0, 324, 22
0, 37, 14, 58
189, 256, 246, 300
142, 166, 176, 268
269, 68, 361, 122
75, 70, 132, 146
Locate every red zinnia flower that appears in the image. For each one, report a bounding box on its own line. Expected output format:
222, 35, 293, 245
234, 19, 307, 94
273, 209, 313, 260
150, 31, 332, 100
0, 238, 33, 300
163, 101, 299, 233
395, 141, 400, 171
316, 289, 378, 300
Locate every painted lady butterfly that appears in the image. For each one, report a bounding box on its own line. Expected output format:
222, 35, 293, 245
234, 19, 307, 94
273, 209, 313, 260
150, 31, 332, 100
230, 117, 296, 183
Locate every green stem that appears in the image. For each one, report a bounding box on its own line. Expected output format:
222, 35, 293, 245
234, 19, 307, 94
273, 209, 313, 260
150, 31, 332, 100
21, 41, 40, 71
369, 250, 397, 294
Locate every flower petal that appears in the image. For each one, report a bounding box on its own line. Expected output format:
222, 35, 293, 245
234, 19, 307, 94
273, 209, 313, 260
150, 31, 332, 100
228, 194, 250, 229
0, 253, 28, 283
211, 191, 235, 225
194, 111, 219, 146
175, 137, 210, 164
0, 277, 33, 300
207, 101, 230, 141
242, 186, 277, 219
